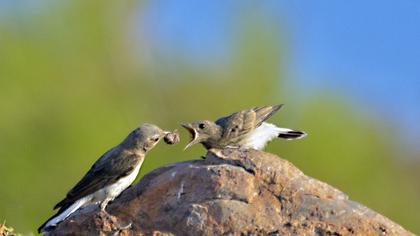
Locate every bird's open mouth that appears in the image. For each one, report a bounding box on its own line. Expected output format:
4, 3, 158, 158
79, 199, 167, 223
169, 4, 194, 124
181, 123, 197, 143
181, 123, 201, 150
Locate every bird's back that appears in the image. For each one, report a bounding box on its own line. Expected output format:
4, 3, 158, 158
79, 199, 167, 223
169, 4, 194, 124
214, 104, 283, 147
53, 147, 141, 210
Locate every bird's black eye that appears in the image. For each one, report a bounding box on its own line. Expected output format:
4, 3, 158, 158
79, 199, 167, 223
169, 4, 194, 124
153, 137, 159, 142
198, 123, 206, 129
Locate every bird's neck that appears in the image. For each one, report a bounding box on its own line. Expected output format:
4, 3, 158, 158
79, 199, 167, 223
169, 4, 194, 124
213, 125, 223, 138
124, 147, 146, 157
202, 125, 223, 148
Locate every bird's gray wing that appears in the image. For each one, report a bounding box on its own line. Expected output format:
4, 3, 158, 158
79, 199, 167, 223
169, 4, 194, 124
216, 104, 283, 144
253, 104, 283, 127
216, 109, 257, 143
54, 147, 140, 210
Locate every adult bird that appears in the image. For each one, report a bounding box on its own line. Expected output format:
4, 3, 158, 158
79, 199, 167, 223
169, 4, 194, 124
38, 123, 175, 233
181, 104, 306, 151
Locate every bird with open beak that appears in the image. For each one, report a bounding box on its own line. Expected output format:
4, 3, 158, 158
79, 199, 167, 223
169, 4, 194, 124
181, 104, 306, 151
38, 123, 179, 233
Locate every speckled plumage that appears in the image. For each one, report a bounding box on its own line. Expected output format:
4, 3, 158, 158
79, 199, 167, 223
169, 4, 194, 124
182, 104, 306, 150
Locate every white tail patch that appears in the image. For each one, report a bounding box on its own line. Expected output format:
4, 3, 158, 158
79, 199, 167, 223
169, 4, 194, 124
42, 195, 91, 230
241, 123, 281, 150
241, 122, 306, 150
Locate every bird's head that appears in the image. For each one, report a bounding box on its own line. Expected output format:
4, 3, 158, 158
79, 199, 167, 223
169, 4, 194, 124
124, 123, 168, 153
181, 120, 220, 150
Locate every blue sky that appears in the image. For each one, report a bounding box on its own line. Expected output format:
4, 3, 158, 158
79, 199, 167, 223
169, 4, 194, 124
1, 0, 419, 148
138, 0, 420, 148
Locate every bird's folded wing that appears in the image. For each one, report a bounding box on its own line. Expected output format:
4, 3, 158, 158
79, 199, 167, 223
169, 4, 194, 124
253, 104, 283, 127
216, 104, 283, 143
54, 149, 139, 210
216, 109, 256, 143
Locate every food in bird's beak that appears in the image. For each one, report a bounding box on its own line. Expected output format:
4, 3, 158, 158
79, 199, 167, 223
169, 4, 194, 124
163, 130, 180, 145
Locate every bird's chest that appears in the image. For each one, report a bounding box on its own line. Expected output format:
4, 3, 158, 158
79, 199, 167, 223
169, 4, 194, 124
204, 137, 235, 149
94, 162, 142, 201
216, 129, 246, 148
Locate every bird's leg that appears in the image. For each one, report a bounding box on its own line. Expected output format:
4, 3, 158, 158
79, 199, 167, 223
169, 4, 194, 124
100, 199, 132, 233
112, 222, 133, 236
114, 222, 132, 232
111, 220, 132, 234
100, 199, 112, 219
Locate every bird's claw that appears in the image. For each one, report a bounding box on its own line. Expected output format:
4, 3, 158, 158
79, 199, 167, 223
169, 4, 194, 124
118, 222, 132, 230
112, 222, 132, 236
100, 208, 113, 220
99, 205, 132, 234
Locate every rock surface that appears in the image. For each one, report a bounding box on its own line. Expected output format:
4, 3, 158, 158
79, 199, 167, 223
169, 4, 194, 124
48, 149, 415, 236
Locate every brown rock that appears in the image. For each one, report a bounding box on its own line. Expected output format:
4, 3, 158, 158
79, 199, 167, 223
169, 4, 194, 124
48, 149, 415, 236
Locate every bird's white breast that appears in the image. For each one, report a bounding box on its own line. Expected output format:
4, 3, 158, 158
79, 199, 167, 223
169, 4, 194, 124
41, 160, 143, 230
99, 160, 143, 200
240, 122, 281, 150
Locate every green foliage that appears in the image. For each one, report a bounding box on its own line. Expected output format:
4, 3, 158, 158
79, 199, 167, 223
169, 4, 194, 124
0, 221, 21, 236
0, 1, 419, 234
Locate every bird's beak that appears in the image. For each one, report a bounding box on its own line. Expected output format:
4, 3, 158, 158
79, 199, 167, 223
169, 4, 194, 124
180, 123, 200, 150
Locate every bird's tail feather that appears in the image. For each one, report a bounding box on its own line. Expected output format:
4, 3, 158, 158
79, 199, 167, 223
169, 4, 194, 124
38, 197, 88, 233
277, 128, 307, 140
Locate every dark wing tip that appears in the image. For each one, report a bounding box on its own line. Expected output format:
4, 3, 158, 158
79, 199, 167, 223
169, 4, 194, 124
53, 196, 73, 210
38, 224, 55, 233
253, 103, 284, 113
53, 200, 64, 210
38, 212, 59, 233
271, 103, 284, 112
37, 225, 45, 234
253, 103, 284, 125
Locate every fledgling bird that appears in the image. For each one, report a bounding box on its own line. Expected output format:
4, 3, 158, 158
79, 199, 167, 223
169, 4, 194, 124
181, 104, 306, 151
38, 124, 178, 233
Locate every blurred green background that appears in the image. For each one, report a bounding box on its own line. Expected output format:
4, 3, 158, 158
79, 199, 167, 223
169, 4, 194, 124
1, 1, 419, 235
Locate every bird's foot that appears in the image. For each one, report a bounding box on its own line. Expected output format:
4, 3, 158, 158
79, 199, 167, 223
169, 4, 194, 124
100, 208, 113, 220
117, 222, 132, 230
99, 206, 132, 234
112, 221, 132, 236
